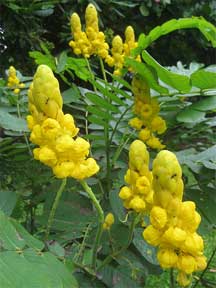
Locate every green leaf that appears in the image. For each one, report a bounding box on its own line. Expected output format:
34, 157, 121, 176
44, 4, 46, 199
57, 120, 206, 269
0, 190, 17, 216
47, 241, 65, 257
191, 69, 216, 90
133, 228, 158, 265
191, 96, 216, 111
87, 106, 113, 120
125, 58, 168, 94
62, 86, 81, 104
0, 249, 78, 288
29, 51, 56, 71
109, 188, 125, 221
56, 51, 68, 73
142, 51, 191, 92
92, 79, 126, 106
0, 110, 28, 132
85, 92, 119, 113
136, 17, 216, 53
88, 115, 108, 127
66, 57, 91, 81
176, 108, 205, 123
10, 219, 44, 251
0, 210, 26, 250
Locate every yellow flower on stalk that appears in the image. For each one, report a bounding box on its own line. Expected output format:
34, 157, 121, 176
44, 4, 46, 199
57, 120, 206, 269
142, 149, 206, 287
27, 64, 99, 180
129, 76, 166, 150
119, 140, 153, 213
7, 66, 25, 94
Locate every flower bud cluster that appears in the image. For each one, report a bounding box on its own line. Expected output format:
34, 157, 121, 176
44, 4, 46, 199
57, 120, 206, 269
7, 66, 25, 94
119, 140, 153, 213
143, 150, 206, 287
27, 64, 99, 180
106, 25, 140, 75
103, 213, 115, 230
129, 75, 166, 150
69, 4, 109, 59
69, 4, 140, 75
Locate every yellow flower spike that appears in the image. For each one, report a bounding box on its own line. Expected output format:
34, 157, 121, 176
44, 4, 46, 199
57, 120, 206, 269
28, 65, 100, 180
70, 12, 82, 34
150, 206, 167, 229
143, 225, 163, 246
152, 150, 183, 198
177, 271, 192, 287
103, 213, 115, 230
129, 140, 150, 172
157, 248, 178, 269
85, 3, 99, 34
110, 35, 124, 75
30, 65, 62, 117
7, 66, 25, 93
177, 254, 197, 274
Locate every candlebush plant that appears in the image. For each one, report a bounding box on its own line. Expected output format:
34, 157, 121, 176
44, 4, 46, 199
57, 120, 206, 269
0, 4, 216, 288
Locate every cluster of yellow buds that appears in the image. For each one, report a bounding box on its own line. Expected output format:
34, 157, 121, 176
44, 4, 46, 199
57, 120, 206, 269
103, 213, 115, 230
69, 4, 109, 59
7, 66, 25, 94
129, 75, 166, 150
106, 25, 140, 75
119, 140, 153, 213
26, 64, 99, 180
69, 4, 140, 75
143, 150, 206, 287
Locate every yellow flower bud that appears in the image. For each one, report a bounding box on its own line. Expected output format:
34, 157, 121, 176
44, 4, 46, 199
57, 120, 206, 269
195, 255, 207, 271
150, 206, 167, 229
177, 271, 192, 287
129, 196, 146, 212
181, 233, 204, 255
151, 116, 167, 134
129, 117, 143, 130
103, 213, 115, 230
38, 146, 57, 167
162, 227, 187, 247
138, 128, 151, 142
136, 176, 151, 195
129, 140, 149, 171
177, 254, 197, 274
119, 186, 132, 200
143, 225, 162, 246
157, 248, 178, 268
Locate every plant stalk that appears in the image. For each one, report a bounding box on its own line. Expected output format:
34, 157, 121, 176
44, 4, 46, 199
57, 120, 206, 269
97, 212, 138, 271
79, 179, 104, 269
44, 178, 67, 241
170, 268, 175, 288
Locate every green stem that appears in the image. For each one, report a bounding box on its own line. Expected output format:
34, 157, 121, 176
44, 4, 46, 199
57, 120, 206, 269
44, 178, 67, 241
109, 104, 133, 144
16, 97, 32, 156
193, 245, 216, 288
99, 57, 107, 82
97, 213, 138, 271
79, 180, 104, 269
170, 268, 175, 288
99, 57, 110, 195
